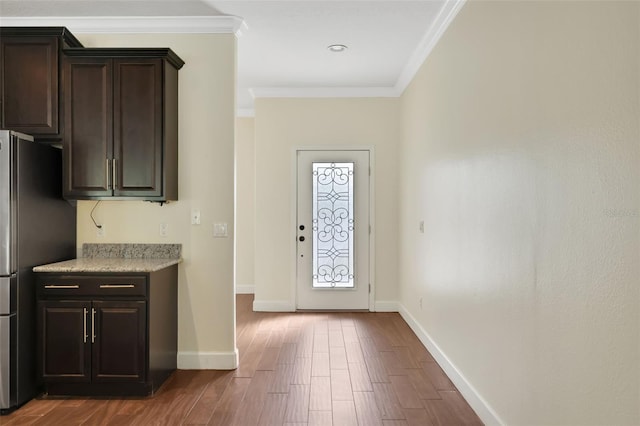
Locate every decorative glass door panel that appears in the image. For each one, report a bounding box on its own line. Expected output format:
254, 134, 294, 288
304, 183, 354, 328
296, 150, 370, 310
312, 163, 354, 288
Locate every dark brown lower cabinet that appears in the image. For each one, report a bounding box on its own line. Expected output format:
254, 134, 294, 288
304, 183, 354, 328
93, 301, 146, 382
39, 301, 91, 382
36, 267, 177, 396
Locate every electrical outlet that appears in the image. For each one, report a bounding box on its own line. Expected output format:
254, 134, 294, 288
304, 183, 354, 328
97, 226, 105, 237
159, 222, 169, 237
419, 220, 425, 233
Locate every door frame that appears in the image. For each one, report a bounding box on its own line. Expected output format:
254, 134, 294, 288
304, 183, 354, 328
291, 146, 376, 311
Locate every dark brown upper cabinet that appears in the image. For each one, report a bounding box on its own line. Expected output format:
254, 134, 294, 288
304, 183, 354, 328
62, 48, 184, 202
0, 27, 83, 141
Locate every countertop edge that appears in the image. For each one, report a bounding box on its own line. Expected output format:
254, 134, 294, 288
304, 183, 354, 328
33, 258, 182, 273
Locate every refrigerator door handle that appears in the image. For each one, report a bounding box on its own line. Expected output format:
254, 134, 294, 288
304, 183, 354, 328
0, 277, 11, 316
0, 132, 14, 277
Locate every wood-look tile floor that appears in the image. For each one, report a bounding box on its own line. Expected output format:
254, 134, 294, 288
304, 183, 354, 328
2, 294, 483, 425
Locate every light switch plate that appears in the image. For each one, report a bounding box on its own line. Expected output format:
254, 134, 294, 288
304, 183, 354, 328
213, 223, 228, 238
191, 209, 201, 225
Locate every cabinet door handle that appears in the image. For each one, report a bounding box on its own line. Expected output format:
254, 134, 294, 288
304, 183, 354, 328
91, 308, 96, 344
99, 284, 135, 289
106, 158, 112, 190
83, 308, 88, 343
44, 285, 79, 289
112, 158, 117, 190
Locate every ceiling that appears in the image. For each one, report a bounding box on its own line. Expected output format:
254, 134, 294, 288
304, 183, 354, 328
0, 0, 464, 115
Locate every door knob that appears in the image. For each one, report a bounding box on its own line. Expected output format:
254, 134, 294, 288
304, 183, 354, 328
299, 236, 305, 242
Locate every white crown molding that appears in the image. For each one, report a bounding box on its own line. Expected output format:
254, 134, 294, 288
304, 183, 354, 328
395, 0, 467, 94
248, 0, 465, 105
250, 86, 400, 100
245, 85, 397, 115
0, 15, 245, 35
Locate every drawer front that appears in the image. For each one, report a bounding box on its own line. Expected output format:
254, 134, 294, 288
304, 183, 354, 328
38, 276, 147, 298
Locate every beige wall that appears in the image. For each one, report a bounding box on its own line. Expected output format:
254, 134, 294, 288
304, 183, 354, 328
253, 98, 400, 310
235, 117, 255, 293
76, 33, 237, 369
399, 1, 640, 424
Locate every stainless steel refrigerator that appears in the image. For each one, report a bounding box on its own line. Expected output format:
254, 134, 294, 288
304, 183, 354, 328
0, 130, 76, 414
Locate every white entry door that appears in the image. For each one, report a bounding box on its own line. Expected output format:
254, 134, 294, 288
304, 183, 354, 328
296, 150, 370, 310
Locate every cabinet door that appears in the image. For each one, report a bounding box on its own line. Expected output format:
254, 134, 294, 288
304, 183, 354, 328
113, 59, 163, 197
38, 300, 91, 382
63, 57, 113, 198
92, 301, 146, 382
0, 36, 59, 136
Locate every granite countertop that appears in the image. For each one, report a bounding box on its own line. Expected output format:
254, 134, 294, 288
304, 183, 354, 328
33, 243, 182, 273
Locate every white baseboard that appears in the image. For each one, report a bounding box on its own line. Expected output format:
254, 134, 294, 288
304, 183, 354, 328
253, 299, 296, 312
235, 284, 255, 294
177, 349, 239, 370
397, 303, 503, 425
252, 299, 398, 312
374, 301, 400, 312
